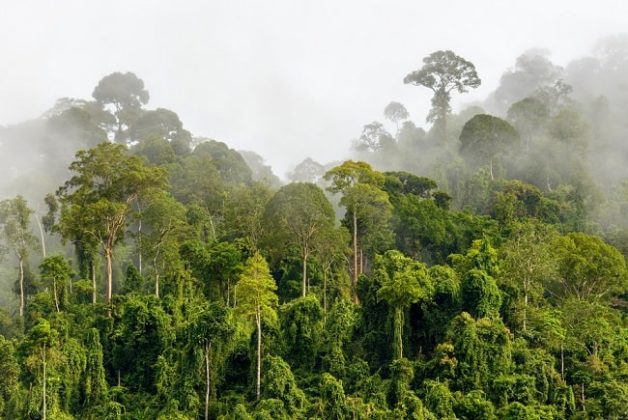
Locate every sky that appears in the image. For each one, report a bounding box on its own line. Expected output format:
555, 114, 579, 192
1, 0, 627, 177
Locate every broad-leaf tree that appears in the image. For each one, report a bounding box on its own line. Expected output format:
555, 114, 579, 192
404, 50, 481, 142
0, 196, 38, 317
92, 72, 149, 142
235, 253, 278, 400
55, 142, 167, 310
459, 114, 520, 180
263, 182, 336, 297
375, 250, 433, 359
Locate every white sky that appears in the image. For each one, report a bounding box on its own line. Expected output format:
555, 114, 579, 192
1, 0, 627, 176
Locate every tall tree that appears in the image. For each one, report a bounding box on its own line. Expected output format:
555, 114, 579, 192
0, 196, 38, 317
263, 182, 336, 297
551, 232, 628, 302
384, 102, 410, 136
39, 255, 74, 313
324, 161, 393, 299
92, 72, 149, 142
404, 50, 481, 142
375, 250, 433, 359
236, 253, 278, 400
459, 114, 520, 180
55, 142, 167, 310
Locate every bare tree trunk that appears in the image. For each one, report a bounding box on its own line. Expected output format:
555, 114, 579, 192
53, 279, 59, 313
35, 215, 46, 258
302, 252, 308, 297
256, 311, 262, 401
323, 268, 328, 313
489, 158, 494, 181
155, 274, 160, 298
561, 344, 565, 380
352, 209, 358, 302
205, 342, 211, 420
42, 343, 47, 420
137, 203, 142, 275
91, 259, 97, 304
105, 248, 113, 316
19, 258, 24, 317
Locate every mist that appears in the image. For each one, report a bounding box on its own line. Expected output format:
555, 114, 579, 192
2, 1, 628, 178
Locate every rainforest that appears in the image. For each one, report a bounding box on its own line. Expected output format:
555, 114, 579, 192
1, 27, 628, 420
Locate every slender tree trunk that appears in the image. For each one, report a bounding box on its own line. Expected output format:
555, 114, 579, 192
19, 257, 24, 317
155, 274, 160, 298
35, 215, 46, 258
91, 259, 97, 304
523, 280, 528, 332
323, 268, 328, 313
302, 252, 308, 297
561, 344, 565, 380
42, 343, 47, 420
105, 247, 113, 316
395, 308, 403, 359
205, 342, 211, 420
137, 203, 142, 276
53, 279, 59, 313
352, 209, 358, 301
489, 158, 494, 181
256, 311, 262, 400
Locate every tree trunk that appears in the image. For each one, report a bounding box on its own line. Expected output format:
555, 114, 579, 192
155, 274, 160, 298
35, 215, 46, 258
205, 342, 211, 420
91, 259, 97, 304
105, 247, 113, 316
53, 279, 60, 313
302, 252, 308, 297
394, 308, 403, 360
256, 311, 262, 401
489, 158, 494, 181
42, 343, 47, 420
137, 203, 142, 276
523, 281, 528, 332
323, 268, 328, 313
561, 343, 565, 380
352, 209, 358, 302
19, 257, 24, 317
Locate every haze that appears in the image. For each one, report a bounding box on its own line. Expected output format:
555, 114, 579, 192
1, 0, 627, 176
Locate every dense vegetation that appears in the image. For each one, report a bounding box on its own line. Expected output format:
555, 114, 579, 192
1, 42, 627, 419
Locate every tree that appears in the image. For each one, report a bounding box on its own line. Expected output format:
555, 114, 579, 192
355, 122, 394, 153
128, 108, 192, 151
324, 161, 393, 299
375, 250, 433, 359
190, 303, 234, 420
0, 196, 38, 317
236, 253, 278, 400
288, 157, 325, 184
551, 232, 627, 302
404, 50, 481, 142
507, 97, 549, 152
498, 222, 557, 331
55, 142, 167, 310
263, 183, 336, 297
137, 192, 189, 297
23, 319, 59, 420
459, 114, 520, 180
384, 102, 409, 136
92, 72, 149, 142
39, 255, 74, 313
